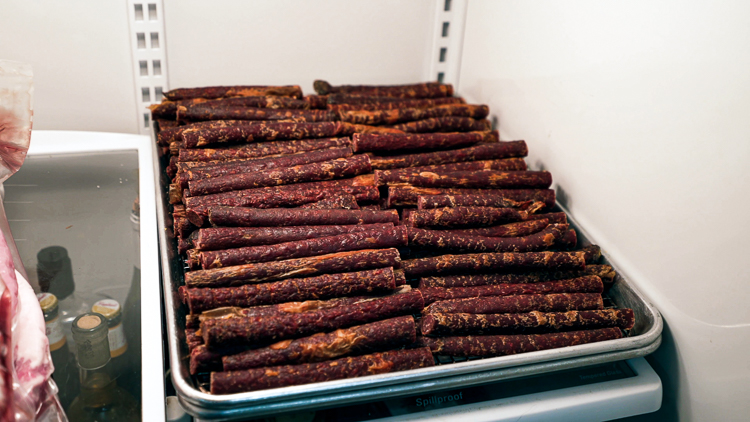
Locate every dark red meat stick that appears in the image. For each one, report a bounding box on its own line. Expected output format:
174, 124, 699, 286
352, 131, 496, 153
188, 155, 371, 195
329, 97, 464, 112
196, 227, 407, 269
383, 159, 528, 176
210, 347, 434, 394
376, 170, 552, 190
172, 205, 196, 238
222, 316, 416, 371
159, 119, 255, 146
208, 207, 399, 228
387, 187, 555, 208
184, 248, 401, 288
341, 104, 489, 125
423, 293, 603, 315
299, 193, 359, 210
576, 245, 602, 264
198, 296, 375, 322
421, 309, 635, 336
401, 251, 586, 278
407, 207, 529, 228
181, 121, 356, 148
525, 212, 568, 225
201, 290, 424, 348
327, 94, 463, 106
164, 85, 303, 101
178, 105, 336, 123
185, 184, 380, 226
314, 80, 453, 98
418, 265, 617, 288
191, 223, 392, 251
177, 138, 350, 162
304, 95, 328, 109
416, 328, 622, 357
176, 147, 353, 190
418, 194, 543, 210
418, 276, 603, 305
444, 220, 550, 238
186, 328, 203, 351
185, 268, 398, 313
406, 225, 568, 253
371, 141, 527, 170
391, 117, 491, 133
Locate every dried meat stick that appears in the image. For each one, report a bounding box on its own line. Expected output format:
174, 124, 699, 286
176, 147, 353, 191
416, 328, 622, 357
314, 80, 453, 98
418, 265, 617, 288
406, 225, 568, 253
329, 97, 465, 112
181, 121, 356, 148
196, 226, 407, 269
444, 220, 550, 238
424, 293, 604, 315
197, 296, 374, 324
188, 155, 371, 195
418, 194, 544, 210
201, 290, 424, 348
340, 104, 490, 125
185, 268, 399, 313
186, 328, 203, 351
567, 245, 603, 264
383, 159, 528, 176
177, 138, 350, 162
299, 193, 359, 210
392, 117, 491, 133
352, 131, 496, 153
407, 207, 529, 228
185, 185, 380, 226
177, 105, 336, 123
401, 251, 586, 278
375, 170, 552, 190
525, 212, 568, 225
555, 229, 578, 250
420, 309, 635, 336
207, 207, 399, 228
304, 95, 329, 109
371, 141, 527, 170
328, 93, 463, 106
164, 85, 303, 101
189, 346, 224, 374
210, 347, 434, 394
158, 119, 256, 146
184, 248, 401, 288
191, 223, 393, 251
418, 276, 604, 305
222, 316, 416, 371
172, 205, 197, 238
387, 187, 554, 209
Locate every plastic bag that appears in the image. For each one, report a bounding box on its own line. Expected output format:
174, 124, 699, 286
0, 60, 67, 421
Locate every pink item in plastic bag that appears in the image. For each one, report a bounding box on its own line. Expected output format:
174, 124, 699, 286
0, 60, 66, 421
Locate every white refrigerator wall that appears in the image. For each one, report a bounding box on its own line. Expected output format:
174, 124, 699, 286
459, 1, 750, 421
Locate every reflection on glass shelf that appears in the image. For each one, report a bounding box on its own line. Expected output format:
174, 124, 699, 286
4, 151, 142, 418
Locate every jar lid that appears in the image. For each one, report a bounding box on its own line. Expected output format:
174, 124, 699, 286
92, 299, 121, 319
36, 292, 58, 312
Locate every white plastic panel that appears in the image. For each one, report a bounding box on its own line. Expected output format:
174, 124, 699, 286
459, 1, 750, 420
163, 0, 437, 94
0, 1, 139, 133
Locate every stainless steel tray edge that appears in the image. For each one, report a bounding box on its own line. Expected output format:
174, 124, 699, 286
151, 132, 663, 419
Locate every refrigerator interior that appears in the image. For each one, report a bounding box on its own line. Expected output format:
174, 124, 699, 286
2, 1, 749, 421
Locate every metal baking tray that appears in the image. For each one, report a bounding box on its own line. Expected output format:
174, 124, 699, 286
152, 134, 662, 421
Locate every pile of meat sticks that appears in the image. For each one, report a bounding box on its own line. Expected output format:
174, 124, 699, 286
151, 81, 635, 395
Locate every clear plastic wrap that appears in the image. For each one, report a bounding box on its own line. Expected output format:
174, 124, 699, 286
0, 60, 66, 421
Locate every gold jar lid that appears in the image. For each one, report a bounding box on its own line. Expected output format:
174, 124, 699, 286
92, 299, 122, 320
36, 292, 58, 312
